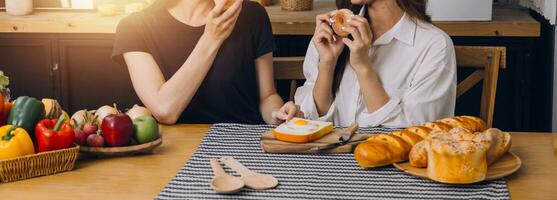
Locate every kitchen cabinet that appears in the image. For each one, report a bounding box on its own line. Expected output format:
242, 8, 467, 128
0, 38, 55, 99
0, 34, 140, 113
58, 39, 139, 112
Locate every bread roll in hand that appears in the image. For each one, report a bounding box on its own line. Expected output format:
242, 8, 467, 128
330, 9, 354, 37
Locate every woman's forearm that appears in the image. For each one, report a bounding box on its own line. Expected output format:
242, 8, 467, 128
141, 35, 223, 123
259, 94, 284, 124
355, 66, 390, 113
313, 61, 335, 116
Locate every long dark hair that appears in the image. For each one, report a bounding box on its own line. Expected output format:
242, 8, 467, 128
331, 0, 430, 96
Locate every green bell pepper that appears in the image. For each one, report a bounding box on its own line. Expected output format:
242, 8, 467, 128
7, 96, 44, 138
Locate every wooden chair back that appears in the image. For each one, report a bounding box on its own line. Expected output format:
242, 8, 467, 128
455, 46, 506, 127
273, 46, 506, 127
273, 57, 305, 101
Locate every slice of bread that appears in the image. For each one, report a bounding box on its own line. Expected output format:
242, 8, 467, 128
273, 118, 333, 143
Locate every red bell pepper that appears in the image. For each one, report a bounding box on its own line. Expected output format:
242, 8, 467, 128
35, 115, 74, 153
0, 102, 11, 126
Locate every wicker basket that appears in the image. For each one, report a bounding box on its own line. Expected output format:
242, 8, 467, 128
0, 145, 79, 183
280, 0, 313, 11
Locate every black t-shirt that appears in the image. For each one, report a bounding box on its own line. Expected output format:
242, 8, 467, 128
112, 1, 275, 124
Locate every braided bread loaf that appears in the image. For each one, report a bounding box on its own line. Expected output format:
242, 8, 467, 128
354, 116, 487, 168
425, 128, 492, 183
410, 128, 511, 168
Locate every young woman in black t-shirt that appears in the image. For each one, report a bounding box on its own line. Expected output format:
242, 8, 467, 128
112, 0, 298, 125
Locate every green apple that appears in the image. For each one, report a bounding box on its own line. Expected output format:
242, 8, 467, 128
132, 115, 159, 144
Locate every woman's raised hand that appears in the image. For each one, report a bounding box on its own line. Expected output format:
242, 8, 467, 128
203, 0, 242, 44
313, 12, 344, 68
341, 15, 373, 73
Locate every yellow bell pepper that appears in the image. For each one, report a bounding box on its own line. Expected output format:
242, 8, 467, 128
0, 125, 35, 160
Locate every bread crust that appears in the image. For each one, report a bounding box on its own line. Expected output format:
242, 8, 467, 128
409, 141, 427, 167
390, 130, 423, 146
354, 115, 503, 174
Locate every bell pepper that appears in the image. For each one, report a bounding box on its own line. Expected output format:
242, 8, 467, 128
0, 102, 12, 126
8, 96, 45, 137
35, 115, 74, 153
0, 125, 35, 160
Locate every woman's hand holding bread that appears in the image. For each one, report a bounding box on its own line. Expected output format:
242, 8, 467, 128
341, 15, 373, 73
203, 0, 242, 45
314, 12, 344, 67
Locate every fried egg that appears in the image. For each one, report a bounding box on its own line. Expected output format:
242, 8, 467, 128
274, 118, 332, 135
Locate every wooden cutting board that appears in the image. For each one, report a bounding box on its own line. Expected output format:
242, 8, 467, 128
260, 128, 369, 154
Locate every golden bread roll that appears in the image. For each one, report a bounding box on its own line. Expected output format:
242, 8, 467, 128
354, 141, 393, 168
409, 140, 427, 167
437, 117, 476, 132
330, 9, 353, 37
425, 129, 492, 184
424, 122, 453, 132
405, 126, 432, 139
366, 134, 411, 160
482, 128, 511, 165
453, 116, 480, 132
460, 116, 487, 131
354, 134, 411, 168
408, 127, 512, 168
409, 128, 475, 168
390, 130, 423, 146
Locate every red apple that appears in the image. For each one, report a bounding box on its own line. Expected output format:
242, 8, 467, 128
101, 113, 133, 147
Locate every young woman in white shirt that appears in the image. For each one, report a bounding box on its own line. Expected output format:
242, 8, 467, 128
295, 0, 457, 128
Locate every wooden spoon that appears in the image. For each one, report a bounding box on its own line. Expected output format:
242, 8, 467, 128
209, 159, 245, 194
220, 156, 279, 190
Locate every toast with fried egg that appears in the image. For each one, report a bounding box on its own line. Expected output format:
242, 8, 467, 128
273, 118, 333, 143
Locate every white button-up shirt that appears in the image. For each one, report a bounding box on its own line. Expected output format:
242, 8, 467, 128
295, 13, 457, 128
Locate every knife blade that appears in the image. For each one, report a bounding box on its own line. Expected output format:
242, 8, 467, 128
308, 137, 368, 152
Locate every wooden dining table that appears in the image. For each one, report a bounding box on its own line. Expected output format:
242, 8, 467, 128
1, 124, 556, 200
